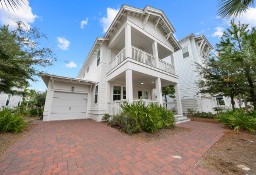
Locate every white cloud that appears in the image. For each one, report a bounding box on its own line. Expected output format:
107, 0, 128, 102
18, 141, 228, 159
212, 27, 224, 38
0, 0, 37, 28
65, 61, 77, 68
80, 18, 88, 29
234, 7, 256, 28
100, 7, 119, 33
57, 37, 70, 50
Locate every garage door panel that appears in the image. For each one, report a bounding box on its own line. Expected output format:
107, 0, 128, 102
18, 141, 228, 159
53, 92, 87, 100
50, 113, 86, 121
50, 91, 88, 121
52, 98, 86, 107
51, 106, 87, 113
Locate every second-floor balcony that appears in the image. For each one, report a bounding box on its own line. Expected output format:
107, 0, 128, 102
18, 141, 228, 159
108, 46, 175, 74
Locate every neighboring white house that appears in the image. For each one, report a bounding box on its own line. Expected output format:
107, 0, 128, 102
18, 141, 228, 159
41, 5, 190, 122
0, 91, 22, 108
174, 34, 243, 113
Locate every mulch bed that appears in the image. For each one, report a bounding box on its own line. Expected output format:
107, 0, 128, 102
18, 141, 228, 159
0, 120, 38, 161
132, 126, 190, 143
198, 131, 256, 175
188, 117, 219, 124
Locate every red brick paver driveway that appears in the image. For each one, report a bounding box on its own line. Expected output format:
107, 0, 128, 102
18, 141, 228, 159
0, 120, 225, 175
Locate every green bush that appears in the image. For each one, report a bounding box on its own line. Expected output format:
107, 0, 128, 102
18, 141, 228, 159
0, 108, 27, 132
107, 101, 175, 134
217, 110, 256, 133
102, 113, 111, 122
187, 108, 215, 118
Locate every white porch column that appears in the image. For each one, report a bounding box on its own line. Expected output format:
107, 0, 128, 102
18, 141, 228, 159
155, 77, 163, 106
126, 69, 133, 103
125, 24, 132, 58
174, 83, 183, 115
152, 41, 159, 67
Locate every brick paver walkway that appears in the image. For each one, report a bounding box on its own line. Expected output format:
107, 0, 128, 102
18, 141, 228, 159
0, 120, 226, 175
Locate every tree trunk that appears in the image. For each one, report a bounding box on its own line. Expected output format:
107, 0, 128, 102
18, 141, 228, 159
230, 94, 235, 111
165, 95, 167, 109
246, 74, 256, 109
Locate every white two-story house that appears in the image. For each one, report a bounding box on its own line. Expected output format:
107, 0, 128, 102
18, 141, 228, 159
174, 34, 244, 113
41, 5, 188, 122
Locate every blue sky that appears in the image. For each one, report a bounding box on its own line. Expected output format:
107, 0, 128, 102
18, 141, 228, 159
0, 0, 255, 91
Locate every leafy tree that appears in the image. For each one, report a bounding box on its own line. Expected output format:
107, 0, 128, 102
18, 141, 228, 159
198, 21, 256, 110
217, 21, 256, 109
198, 58, 242, 110
0, 22, 55, 94
218, 0, 255, 18
162, 85, 175, 109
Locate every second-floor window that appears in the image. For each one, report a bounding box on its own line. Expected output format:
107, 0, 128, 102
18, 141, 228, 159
182, 46, 189, 58
97, 50, 100, 66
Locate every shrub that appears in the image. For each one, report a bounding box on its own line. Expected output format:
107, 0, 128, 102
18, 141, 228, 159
187, 108, 215, 118
102, 113, 111, 122
108, 101, 175, 134
217, 109, 256, 133
0, 108, 27, 132
108, 113, 141, 134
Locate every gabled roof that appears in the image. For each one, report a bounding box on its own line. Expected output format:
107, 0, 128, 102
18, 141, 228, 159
78, 5, 181, 78
178, 33, 213, 49
104, 5, 180, 50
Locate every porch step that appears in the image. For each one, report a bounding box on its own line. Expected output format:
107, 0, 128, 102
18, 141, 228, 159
175, 115, 191, 124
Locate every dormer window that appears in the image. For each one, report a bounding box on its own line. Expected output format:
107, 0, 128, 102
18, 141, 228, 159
97, 51, 100, 66
182, 46, 189, 58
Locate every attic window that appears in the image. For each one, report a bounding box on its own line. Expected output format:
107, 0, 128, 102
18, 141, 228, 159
182, 46, 189, 58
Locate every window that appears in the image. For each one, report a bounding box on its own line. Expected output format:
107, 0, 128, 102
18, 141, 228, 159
182, 46, 189, 58
138, 91, 148, 99
138, 91, 142, 99
97, 50, 100, 66
95, 85, 98, 103
87, 67, 89, 73
216, 96, 225, 105
6, 94, 11, 106
113, 86, 121, 101
123, 87, 126, 99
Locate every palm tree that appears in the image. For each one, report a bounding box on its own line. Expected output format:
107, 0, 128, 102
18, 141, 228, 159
0, 0, 24, 11
162, 86, 175, 109
218, 0, 255, 18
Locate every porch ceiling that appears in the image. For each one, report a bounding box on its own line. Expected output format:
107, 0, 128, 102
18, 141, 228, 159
109, 71, 175, 88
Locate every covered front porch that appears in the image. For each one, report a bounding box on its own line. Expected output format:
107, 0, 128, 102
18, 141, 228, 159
106, 70, 182, 116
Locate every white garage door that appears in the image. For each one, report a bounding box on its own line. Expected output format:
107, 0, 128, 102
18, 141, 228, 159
50, 91, 88, 121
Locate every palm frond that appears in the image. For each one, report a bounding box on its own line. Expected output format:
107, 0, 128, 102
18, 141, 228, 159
218, 0, 254, 19
0, 0, 24, 11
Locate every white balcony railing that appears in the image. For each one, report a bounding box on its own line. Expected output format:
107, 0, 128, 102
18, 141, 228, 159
108, 48, 126, 72
108, 46, 175, 74
131, 46, 157, 68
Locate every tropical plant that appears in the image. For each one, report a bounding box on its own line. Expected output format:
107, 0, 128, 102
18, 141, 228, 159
107, 101, 175, 134
0, 0, 24, 10
0, 108, 27, 132
162, 85, 175, 109
218, 0, 255, 18
217, 109, 256, 133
